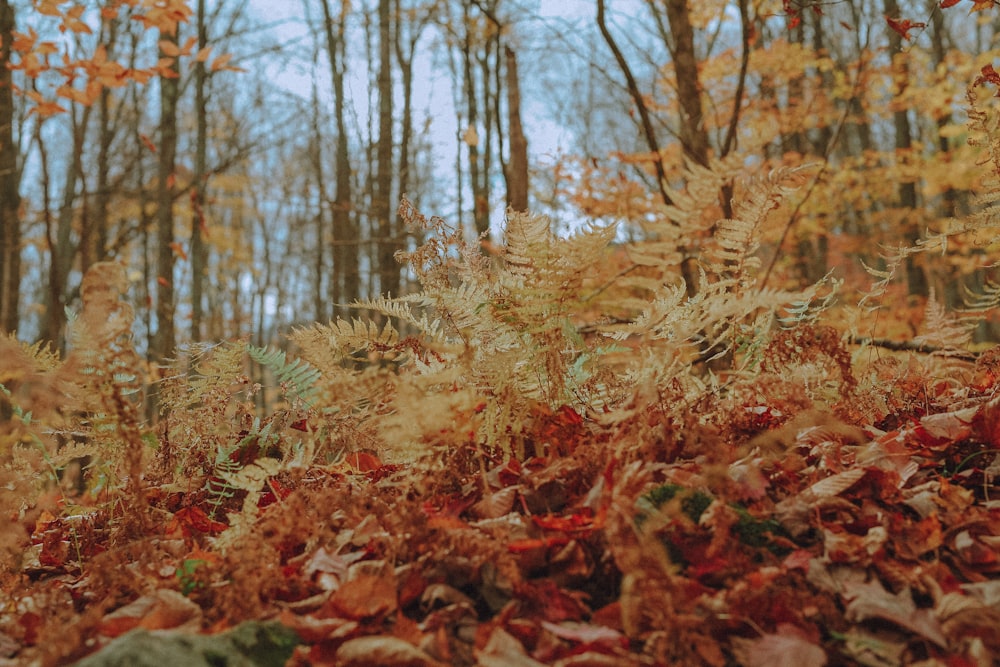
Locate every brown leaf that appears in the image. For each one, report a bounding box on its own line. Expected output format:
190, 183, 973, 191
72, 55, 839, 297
334, 635, 439, 667
843, 580, 948, 647
476, 628, 547, 667
471, 486, 518, 519
99, 590, 201, 638
326, 573, 398, 620
731, 625, 827, 667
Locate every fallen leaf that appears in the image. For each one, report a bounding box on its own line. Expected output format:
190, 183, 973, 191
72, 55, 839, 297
843, 580, 948, 648
731, 624, 827, 667
325, 573, 398, 620
334, 635, 438, 667
99, 590, 201, 638
476, 628, 547, 667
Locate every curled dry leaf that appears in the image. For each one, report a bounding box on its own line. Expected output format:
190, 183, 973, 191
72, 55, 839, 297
476, 627, 547, 667
842, 579, 948, 648
334, 635, 441, 667
730, 624, 827, 667
98, 589, 201, 638
324, 573, 398, 620
807, 468, 866, 498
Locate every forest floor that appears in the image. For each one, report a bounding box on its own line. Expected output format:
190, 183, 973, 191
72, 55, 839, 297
5, 344, 1000, 667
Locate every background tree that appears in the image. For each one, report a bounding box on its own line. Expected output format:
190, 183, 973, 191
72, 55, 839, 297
0, 0, 19, 334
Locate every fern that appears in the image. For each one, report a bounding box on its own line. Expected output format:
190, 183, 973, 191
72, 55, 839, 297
247, 344, 321, 408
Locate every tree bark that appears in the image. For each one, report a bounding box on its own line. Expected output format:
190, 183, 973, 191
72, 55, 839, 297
462, 2, 489, 238
190, 0, 208, 342
82, 15, 119, 275
884, 0, 927, 297
505, 45, 528, 212
43, 104, 91, 348
321, 0, 358, 315
0, 0, 20, 334
374, 0, 397, 297
152, 27, 180, 362
664, 0, 709, 168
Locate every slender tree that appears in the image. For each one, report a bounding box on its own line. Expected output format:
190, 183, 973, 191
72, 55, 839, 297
375, 0, 397, 297
152, 25, 181, 362
505, 45, 527, 212
0, 0, 19, 333
190, 0, 209, 342
320, 0, 359, 316
884, 0, 927, 297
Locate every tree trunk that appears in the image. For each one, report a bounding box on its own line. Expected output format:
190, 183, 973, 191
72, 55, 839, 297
321, 0, 358, 316
462, 2, 488, 239
308, 78, 328, 322
153, 27, 180, 362
375, 0, 396, 297
884, 0, 927, 297
82, 16, 119, 274
505, 45, 528, 213
665, 0, 709, 168
44, 104, 91, 349
0, 0, 20, 334
190, 0, 208, 342
928, 0, 957, 220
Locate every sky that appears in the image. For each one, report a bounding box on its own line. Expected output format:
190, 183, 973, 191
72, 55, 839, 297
241, 0, 595, 170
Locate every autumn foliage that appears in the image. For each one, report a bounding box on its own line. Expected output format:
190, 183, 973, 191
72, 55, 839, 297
8, 1, 1000, 666
4, 81, 1000, 664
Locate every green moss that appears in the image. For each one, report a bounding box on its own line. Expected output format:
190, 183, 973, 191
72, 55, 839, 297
637, 483, 790, 557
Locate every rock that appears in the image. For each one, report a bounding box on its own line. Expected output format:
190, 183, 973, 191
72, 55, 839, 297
71, 620, 300, 667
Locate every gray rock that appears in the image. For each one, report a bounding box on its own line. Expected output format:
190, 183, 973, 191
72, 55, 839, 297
71, 620, 300, 667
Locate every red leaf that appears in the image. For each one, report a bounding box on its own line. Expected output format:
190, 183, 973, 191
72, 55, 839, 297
885, 16, 925, 40
507, 536, 570, 553
167, 506, 227, 537
940, 0, 961, 7
344, 451, 382, 472
532, 509, 596, 534
976, 64, 1000, 88
139, 133, 157, 153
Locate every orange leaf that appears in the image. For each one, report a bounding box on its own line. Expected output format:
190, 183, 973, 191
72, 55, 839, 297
35, 0, 62, 17
210, 53, 234, 72
64, 18, 93, 35
325, 573, 398, 620
139, 133, 157, 154
344, 451, 382, 472
885, 16, 925, 40
29, 100, 67, 117
179, 35, 198, 56
156, 276, 171, 288
194, 45, 212, 62
158, 40, 180, 57
35, 41, 59, 56
169, 241, 188, 261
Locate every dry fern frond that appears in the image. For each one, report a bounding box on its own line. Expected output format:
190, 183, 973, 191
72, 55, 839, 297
914, 292, 976, 352
704, 167, 803, 287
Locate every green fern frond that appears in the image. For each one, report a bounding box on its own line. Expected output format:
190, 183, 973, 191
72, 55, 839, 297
247, 344, 321, 407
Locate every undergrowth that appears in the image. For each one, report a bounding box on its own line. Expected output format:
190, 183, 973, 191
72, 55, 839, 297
2, 79, 1000, 666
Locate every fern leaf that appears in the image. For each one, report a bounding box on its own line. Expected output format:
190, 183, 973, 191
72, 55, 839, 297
247, 344, 321, 407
